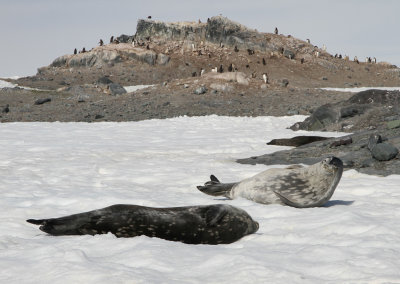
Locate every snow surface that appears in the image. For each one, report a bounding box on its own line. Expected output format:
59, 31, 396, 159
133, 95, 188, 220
0, 79, 18, 89
124, 84, 154, 93
1, 115, 400, 283
321, 86, 400, 93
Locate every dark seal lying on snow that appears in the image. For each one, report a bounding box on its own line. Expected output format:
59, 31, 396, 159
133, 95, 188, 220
27, 204, 259, 245
197, 156, 343, 208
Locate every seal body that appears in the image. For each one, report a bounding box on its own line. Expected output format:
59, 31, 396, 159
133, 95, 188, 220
197, 156, 343, 208
27, 204, 259, 245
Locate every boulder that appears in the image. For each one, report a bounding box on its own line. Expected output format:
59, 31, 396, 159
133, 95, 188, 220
203, 72, 249, 86
34, 98, 51, 105
108, 83, 127, 95
283, 49, 295, 59
387, 120, 400, 129
210, 83, 233, 92
157, 53, 170, 65
51, 55, 71, 67
291, 104, 338, 131
194, 86, 207, 95
267, 136, 330, 147
367, 134, 383, 150
371, 143, 399, 161
279, 79, 289, 87
96, 76, 113, 85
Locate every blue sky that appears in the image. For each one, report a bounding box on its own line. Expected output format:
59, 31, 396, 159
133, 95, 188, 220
0, 0, 399, 77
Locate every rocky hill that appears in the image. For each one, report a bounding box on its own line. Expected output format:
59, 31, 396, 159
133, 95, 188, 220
1, 15, 399, 123
2, 16, 400, 175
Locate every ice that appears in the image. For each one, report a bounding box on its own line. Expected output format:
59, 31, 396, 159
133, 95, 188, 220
0, 116, 399, 283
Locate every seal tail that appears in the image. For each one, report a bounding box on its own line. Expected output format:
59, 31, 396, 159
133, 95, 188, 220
26, 212, 101, 236
197, 175, 236, 197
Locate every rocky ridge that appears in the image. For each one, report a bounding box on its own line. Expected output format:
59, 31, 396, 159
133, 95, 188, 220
2, 16, 400, 175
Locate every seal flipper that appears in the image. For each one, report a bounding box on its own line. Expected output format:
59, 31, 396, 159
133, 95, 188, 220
204, 205, 228, 226
210, 175, 219, 183
27, 213, 103, 236
197, 175, 237, 197
272, 190, 310, 208
27, 219, 45, 225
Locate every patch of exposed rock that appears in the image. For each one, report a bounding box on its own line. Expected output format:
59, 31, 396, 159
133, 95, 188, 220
290, 89, 400, 132
47, 44, 170, 69
237, 128, 400, 176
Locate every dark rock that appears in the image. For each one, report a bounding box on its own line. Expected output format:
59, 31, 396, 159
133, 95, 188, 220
360, 158, 375, 168
367, 134, 382, 150
283, 49, 295, 59
371, 143, 398, 161
108, 83, 127, 95
95, 114, 104, 119
330, 137, 353, 148
280, 79, 289, 87
34, 98, 51, 105
340, 105, 367, 118
97, 76, 113, 85
157, 53, 170, 65
290, 104, 338, 131
267, 136, 330, 147
2, 104, 9, 113
387, 120, 400, 129
194, 86, 207, 95
347, 89, 392, 104
290, 90, 400, 132
287, 110, 299, 115
116, 34, 134, 43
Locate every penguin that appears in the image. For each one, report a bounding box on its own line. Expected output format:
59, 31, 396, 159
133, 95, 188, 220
234, 46, 239, 52
74, 48, 77, 55
218, 65, 223, 73
262, 58, 266, 65
274, 27, 278, 34
262, 73, 268, 84
110, 36, 114, 43
99, 39, 103, 46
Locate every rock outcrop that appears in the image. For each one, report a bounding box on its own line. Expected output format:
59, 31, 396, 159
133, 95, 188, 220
290, 89, 400, 132
49, 44, 170, 69
135, 16, 321, 57
237, 127, 400, 176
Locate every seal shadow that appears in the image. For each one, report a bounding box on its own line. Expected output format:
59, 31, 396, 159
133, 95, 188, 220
323, 200, 354, 207
212, 197, 230, 201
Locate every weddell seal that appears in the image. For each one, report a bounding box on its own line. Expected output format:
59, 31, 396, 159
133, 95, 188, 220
197, 156, 343, 208
27, 204, 259, 245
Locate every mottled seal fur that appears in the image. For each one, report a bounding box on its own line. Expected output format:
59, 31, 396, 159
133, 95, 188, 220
27, 204, 259, 245
197, 156, 343, 208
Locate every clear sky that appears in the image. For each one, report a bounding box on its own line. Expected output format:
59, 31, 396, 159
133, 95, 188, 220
0, 0, 399, 77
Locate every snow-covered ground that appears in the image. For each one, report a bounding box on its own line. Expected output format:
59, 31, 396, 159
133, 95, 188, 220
0, 79, 18, 89
1, 115, 400, 283
124, 84, 154, 93
321, 86, 400, 92
0, 79, 152, 93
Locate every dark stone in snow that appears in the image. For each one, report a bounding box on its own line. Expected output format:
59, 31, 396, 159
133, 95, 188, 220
34, 98, 51, 105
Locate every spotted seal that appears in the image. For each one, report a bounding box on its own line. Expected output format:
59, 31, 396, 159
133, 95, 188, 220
27, 204, 259, 244
197, 156, 343, 208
